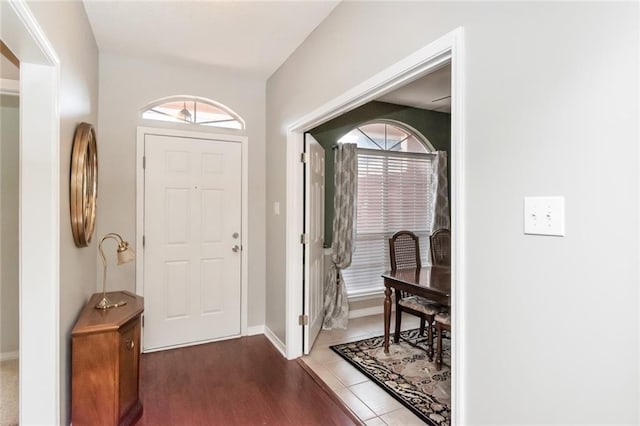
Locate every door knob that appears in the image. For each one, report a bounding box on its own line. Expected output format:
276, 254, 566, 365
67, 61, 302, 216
232, 245, 240, 253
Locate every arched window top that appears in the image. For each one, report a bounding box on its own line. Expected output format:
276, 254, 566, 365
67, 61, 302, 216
337, 120, 432, 154
141, 96, 245, 130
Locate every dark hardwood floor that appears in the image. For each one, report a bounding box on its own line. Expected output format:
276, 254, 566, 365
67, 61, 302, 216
138, 335, 359, 425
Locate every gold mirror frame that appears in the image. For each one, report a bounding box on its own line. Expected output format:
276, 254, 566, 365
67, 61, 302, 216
70, 122, 98, 247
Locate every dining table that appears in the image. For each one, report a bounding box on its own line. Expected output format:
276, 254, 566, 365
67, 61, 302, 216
381, 266, 451, 353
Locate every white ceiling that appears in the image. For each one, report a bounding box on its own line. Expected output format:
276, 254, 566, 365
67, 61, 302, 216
82, 1, 340, 78
378, 64, 451, 113
82, 1, 451, 112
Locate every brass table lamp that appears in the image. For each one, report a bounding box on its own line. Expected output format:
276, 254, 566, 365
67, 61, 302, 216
96, 233, 135, 310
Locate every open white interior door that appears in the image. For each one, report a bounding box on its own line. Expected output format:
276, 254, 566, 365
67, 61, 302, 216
303, 133, 325, 354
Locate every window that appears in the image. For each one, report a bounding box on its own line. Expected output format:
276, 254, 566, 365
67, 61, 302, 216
141, 96, 244, 130
339, 121, 435, 297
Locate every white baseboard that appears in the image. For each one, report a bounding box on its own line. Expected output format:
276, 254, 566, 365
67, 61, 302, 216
349, 304, 395, 319
0, 351, 18, 361
264, 326, 287, 358
246, 325, 265, 336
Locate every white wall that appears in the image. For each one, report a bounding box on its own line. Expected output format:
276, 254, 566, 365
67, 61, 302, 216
97, 53, 266, 327
0, 94, 19, 357
266, 2, 639, 424
25, 1, 99, 423
0, 56, 20, 81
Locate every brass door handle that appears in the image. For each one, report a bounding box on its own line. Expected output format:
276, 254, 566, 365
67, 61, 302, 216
125, 339, 135, 350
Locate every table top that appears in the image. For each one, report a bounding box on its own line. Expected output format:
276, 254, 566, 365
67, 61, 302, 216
382, 266, 450, 299
72, 291, 144, 336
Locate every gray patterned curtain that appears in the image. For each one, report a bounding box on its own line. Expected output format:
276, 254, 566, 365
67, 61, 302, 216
430, 151, 450, 231
323, 143, 357, 329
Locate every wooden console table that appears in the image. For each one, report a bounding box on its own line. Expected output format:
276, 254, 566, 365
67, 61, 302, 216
72, 291, 144, 426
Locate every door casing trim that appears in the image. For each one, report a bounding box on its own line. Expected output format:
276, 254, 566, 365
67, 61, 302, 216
1, 0, 61, 423
283, 27, 466, 424
136, 126, 249, 350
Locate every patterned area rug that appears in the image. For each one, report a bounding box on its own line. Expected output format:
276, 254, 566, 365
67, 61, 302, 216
330, 329, 450, 425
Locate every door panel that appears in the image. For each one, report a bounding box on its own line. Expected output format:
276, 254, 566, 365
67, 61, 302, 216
304, 134, 325, 354
143, 134, 242, 351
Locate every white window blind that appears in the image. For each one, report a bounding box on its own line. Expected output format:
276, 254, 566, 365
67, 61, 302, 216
342, 149, 435, 297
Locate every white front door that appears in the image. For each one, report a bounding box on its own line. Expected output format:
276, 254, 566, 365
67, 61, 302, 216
143, 133, 242, 351
303, 133, 325, 354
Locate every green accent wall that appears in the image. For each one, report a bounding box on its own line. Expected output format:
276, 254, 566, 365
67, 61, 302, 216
1, 94, 20, 354
309, 100, 451, 247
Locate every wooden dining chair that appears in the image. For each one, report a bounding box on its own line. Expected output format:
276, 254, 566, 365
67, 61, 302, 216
389, 231, 444, 352
433, 310, 451, 370
430, 229, 451, 266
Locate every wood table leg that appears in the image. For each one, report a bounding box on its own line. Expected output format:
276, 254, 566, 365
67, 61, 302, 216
383, 284, 391, 353
436, 322, 443, 370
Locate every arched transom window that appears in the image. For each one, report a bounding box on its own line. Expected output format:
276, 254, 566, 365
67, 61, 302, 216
141, 96, 245, 130
337, 120, 436, 297
338, 121, 432, 153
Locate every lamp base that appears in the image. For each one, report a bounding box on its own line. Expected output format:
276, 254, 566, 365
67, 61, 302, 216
95, 295, 127, 310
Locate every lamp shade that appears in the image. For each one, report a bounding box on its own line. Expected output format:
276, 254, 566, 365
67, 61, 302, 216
116, 242, 135, 265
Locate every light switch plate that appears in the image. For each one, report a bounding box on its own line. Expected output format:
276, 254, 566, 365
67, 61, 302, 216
524, 196, 565, 236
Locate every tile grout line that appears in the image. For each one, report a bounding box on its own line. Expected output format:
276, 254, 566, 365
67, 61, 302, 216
303, 314, 424, 424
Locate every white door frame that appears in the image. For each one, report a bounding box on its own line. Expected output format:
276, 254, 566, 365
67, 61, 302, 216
136, 126, 249, 344
1, 0, 61, 423
284, 27, 465, 423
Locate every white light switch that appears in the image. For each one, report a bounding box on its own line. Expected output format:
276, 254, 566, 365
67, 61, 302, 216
273, 201, 280, 215
524, 196, 565, 236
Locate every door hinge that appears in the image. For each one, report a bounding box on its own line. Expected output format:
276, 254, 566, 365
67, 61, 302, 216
300, 233, 309, 244
142, 235, 145, 248
300, 152, 308, 163
298, 314, 309, 326
143, 156, 146, 169
142, 315, 144, 327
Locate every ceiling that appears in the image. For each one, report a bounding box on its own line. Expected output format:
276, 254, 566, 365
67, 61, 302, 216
82, 1, 340, 78
82, 1, 450, 112
378, 64, 451, 113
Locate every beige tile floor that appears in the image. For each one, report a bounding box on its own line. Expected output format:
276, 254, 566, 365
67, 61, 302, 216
301, 313, 432, 425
